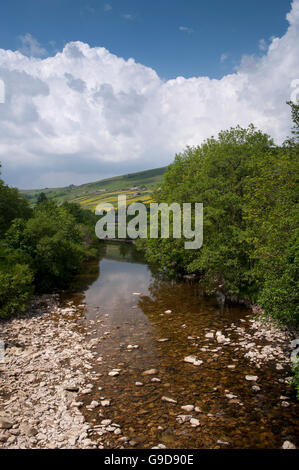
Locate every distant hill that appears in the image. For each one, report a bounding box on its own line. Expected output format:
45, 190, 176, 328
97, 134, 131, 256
21, 166, 167, 210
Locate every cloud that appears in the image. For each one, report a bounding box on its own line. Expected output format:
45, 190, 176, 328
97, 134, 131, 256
259, 38, 267, 51
104, 3, 112, 12
122, 13, 134, 21
19, 33, 47, 57
0, 1, 299, 188
179, 26, 194, 34
220, 53, 228, 63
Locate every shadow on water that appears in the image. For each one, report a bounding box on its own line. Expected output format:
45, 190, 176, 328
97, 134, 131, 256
60, 241, 299, 449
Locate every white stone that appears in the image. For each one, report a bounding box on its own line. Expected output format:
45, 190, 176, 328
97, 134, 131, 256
184, 355, 203, 366
101, 400, 111, 407
205, 332, 214, 339
282, 441, 296, 449
181, 405, 194, 412
190, 418, 200, 427
161, 396, 177, 404
108, 371, 119, 377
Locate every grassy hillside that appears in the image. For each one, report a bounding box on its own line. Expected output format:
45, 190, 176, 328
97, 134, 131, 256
21, 167, 167, 210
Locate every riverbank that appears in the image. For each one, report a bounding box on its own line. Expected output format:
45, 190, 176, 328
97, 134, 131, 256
0, 288, 297, 449
0, 294, 124, 449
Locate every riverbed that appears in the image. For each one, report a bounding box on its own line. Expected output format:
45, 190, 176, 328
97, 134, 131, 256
61, 242, 298, 449
0, 241, 298, 449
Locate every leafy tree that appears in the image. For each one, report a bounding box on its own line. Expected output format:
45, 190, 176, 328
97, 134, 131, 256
36, 192, 48, 204
0, 164, 32, 237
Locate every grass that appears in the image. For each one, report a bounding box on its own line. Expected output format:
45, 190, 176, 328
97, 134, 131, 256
20, 167, 166, 211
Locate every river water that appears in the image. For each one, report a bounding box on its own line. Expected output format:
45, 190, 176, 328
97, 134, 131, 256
61, 242, 298, 449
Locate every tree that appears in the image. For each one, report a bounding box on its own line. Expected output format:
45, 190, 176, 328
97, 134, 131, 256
36, 192, 48, 204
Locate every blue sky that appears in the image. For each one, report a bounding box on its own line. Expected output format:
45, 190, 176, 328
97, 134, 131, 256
0, 0, 298, 188
0, 0, 292, 79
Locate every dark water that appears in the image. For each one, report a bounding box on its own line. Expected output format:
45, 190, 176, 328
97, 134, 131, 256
61, 242, 299, 449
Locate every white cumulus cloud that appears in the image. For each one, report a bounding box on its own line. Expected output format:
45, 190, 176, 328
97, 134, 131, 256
0, 1, 299, 188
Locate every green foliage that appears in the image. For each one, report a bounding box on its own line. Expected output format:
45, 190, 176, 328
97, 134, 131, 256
4, 200, 97, 292
141, 115, 298, 328
0, 168, 32, 237
0, 171, 99, 317
0, 245, 34, 319
36, 192, 47, 204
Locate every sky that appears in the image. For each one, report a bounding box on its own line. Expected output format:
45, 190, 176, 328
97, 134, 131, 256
0, 0, 298, 188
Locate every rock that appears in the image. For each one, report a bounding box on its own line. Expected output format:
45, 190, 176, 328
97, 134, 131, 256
114, 428, 121, 435
127, 344, 139, 350
181, 405, 194, 412
161, 396, 177, 404
245, 375, 258, 381
251, 385, 261, 392
282, 441, 296, 449
151, 377, 161, 383
184, 355, 203, 366
205, 332, 214, 339
135, 382, 143, 386
176, 415, 192, 424
101, 400, 111, 407
157, 338, 170, 343
132, 293, 141, 296
152, 443, 166, 449
226, 393, 237, 399
142, 369, 157, 375
190, 418, 200, 427
129, 440, 137, 446
216, 335, 227, 344
276, 364, 284, 370
0, 433, 8, 443
89, 400, 99, 409
281, 401, 290, 408
19, 423, 38, 436
108, 371, 119, 377
227, 365, 235, 369
164, 310, 172, 314
0, 418, 13, 430
101, 419, 112, 425
217, 440, 230, 445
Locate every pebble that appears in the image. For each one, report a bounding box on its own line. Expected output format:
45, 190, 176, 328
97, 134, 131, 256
217, 440, 230, 445
161, 396, 177, 404
0, 418, 13, 430
190, 418, 200, 427
108, 371, 119, 377
245, 375, 258, 381
184, 355, 203, 366
282, 441, 296, 449
101, 400, 111, 407
181, 405, 194, 412
205, 333, 214, 339
142, 369, 158, 375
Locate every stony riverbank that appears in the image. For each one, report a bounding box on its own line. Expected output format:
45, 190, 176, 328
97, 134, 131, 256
0, 295, 124, 449
0, 294, 297, 449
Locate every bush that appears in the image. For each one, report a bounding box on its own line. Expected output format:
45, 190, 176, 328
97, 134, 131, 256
0, 263, 34, 319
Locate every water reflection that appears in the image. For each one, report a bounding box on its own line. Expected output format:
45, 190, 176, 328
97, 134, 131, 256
61, 241, 299, 449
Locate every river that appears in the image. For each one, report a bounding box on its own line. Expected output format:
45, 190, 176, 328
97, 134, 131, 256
60, 241, 298, 449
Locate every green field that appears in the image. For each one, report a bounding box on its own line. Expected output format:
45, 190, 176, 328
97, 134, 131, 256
21, 167, 167, 210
